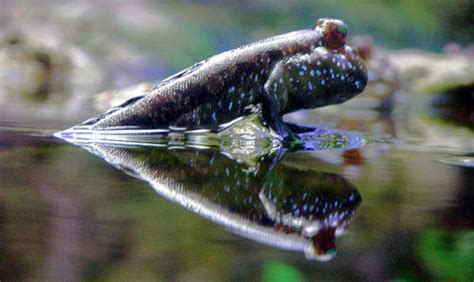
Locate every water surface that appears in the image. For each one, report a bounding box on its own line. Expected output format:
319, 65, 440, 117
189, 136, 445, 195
0, 105, 472, 281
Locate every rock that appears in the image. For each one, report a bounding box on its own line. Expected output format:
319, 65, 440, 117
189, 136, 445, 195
0, 30, 105, 114
387, 49, 474, 94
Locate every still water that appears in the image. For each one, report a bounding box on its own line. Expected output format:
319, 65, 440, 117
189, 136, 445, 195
0, 102, 472, 281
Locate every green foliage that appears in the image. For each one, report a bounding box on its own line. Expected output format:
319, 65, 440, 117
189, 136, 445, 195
262, 261, 304, 282
417, 229, 474, 281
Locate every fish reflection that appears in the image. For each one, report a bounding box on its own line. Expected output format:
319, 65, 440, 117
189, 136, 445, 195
67, 137, 361, 261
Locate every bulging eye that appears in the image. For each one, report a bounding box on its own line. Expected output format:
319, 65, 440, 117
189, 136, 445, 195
316, 18, 348, 50
335, 25, 348, 38
328, 23, 348, 49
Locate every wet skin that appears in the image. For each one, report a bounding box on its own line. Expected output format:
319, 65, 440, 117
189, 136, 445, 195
78, 18, 367, 141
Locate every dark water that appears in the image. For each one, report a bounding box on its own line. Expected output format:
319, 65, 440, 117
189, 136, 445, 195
0, 105, 472, 281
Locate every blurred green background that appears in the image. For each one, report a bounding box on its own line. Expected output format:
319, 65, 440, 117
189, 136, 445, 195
3, 0, 473, 82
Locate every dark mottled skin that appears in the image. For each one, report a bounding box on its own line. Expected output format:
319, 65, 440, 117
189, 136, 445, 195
80, 18, 367, 139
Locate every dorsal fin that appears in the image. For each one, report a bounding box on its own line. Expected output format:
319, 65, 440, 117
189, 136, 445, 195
151, 59, 208, 91
81, 95, 146, 126
81, 59, 209, 127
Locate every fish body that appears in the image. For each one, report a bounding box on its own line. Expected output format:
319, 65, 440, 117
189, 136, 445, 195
74, 19, 367, 140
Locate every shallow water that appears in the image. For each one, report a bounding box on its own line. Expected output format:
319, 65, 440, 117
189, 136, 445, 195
0, 104, 472, 281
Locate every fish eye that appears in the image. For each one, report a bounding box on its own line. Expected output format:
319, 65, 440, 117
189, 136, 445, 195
316, 18, 348, 50
329, 23, 348, 41
327, 22, 348, 50
335, 24, 348, 37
